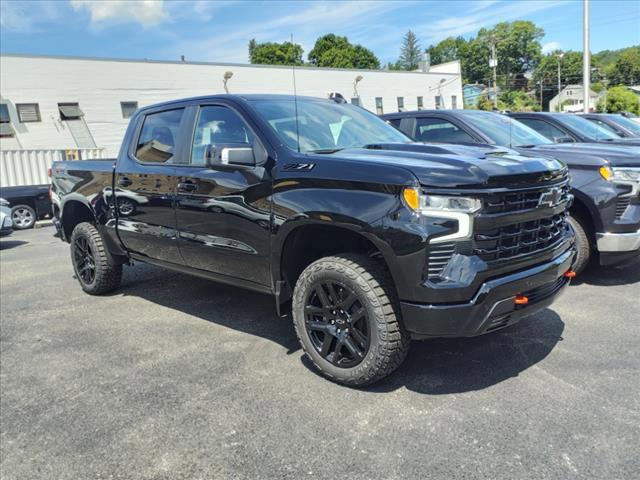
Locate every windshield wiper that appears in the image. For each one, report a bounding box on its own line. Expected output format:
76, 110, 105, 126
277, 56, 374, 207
515, 144, 537, 148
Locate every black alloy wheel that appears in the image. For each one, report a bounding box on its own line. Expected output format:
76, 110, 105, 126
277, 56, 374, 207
73, 235, 96, 285
304, 281, 370, 368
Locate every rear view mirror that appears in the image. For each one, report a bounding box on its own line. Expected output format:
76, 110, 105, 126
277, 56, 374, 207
553, 136, 575, 144
205, 143, 256, 167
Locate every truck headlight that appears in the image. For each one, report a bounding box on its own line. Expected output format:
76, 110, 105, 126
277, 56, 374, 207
403, 188, 481, 243
600, 166, 640, 196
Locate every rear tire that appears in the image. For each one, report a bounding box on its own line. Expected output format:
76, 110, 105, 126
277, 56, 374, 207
568, 215, 591, 274
70, 222, 122, 295
292, 254, 410, 387
11, 205, 36, 230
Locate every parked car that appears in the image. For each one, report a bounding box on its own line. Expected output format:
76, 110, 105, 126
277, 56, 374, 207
0, 184, 51, 230
580, 113, 640, 138
507, 112, 640, 146
51, 95, 575, 386
381, 109, 640, 272
0, 198, 13, 237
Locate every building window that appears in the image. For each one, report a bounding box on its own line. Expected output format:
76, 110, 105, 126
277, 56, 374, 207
375, 97, 383, 115
120, 101, 138, 119
435, 95, 442, 109
16, 103, 41, 123
417, 96, 424, 110
451, 95, 457, 109
58, 103, 84, 120
350, 97, 361, 107
397, 97, 405, 112
0, 104, 9, 123
0, 104, 16, 137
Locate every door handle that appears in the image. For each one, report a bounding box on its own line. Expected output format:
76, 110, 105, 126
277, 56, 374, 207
118, 177, 133, 187
177, 181, 197, 193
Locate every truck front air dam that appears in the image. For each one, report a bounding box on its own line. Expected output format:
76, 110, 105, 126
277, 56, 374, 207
400, 248, 574, 338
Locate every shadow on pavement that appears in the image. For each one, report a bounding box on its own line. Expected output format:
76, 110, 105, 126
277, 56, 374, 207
0, 239, 28, 250
571, 256, 640, 287
363, 309, 564, 395
118, 263, 301, 354
118, 262, 565, 395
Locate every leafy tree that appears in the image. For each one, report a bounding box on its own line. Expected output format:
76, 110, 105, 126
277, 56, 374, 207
398, 30, 421, 70
606, 47, 640, 85
597, 86, 640, 114
308, 34, 380, 69
426, 36, 490, 85
478, 21, 544, 89
498, 90, 540, 111
531, 50, 584, 107
249, 40, 303, 66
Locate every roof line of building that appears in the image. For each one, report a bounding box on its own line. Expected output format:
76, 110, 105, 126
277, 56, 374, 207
0, 52, 461, 76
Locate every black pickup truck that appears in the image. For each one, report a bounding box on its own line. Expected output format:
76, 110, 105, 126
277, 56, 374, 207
51, 95, 575, 386
382, 109, 640, 273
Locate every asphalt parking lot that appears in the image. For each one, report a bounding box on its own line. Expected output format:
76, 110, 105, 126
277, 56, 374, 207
1, 226, 639, 480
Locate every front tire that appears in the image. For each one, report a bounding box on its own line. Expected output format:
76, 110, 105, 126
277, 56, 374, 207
11, 205, 36, 230
292, 254, 410, 387
70, 222, 122, 295
568, 215, 591, 274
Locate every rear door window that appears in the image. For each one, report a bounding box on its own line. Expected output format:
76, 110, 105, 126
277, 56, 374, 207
415, 117, 475, 143
516, 118, 568, 141
135, 108, 185, 163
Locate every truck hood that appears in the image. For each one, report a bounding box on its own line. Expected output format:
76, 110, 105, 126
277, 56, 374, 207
524, 143, 640, 167
324, 143, 566, 188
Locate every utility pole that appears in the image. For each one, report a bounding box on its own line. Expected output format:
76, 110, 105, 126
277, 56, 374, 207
583, 0, 591, 112
488, 35, 498, 109
540, 79, 544, 111
556, 53, 564, 112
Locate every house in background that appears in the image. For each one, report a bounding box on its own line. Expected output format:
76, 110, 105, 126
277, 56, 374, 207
549, 84, 601, 112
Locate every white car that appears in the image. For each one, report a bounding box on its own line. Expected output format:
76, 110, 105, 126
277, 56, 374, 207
0, 198, 14, 237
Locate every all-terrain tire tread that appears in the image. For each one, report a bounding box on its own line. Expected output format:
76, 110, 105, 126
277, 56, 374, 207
292, 254, 410, 387
70, 222, 122, 295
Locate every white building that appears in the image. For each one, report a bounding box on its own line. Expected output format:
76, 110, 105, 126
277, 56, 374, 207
549, 84, 601, 113
0, 54, 462, 160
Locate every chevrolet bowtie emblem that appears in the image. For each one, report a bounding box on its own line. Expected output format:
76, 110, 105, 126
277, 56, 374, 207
539, 187, 563, 207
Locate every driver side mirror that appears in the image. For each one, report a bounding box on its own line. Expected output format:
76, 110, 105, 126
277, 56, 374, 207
205, 143, 256, 167
553, 136, 575, 144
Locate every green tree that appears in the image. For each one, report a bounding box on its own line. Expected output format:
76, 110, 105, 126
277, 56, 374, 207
606, 47, 640, 85
532, 50, 584, 108
398, 30, 421, 70
308, 34, 380, 69
426, 36, 489, 84
248, 40, 303, 66
478, 20, 544, 89
498, 90, 540, 111
597, 86, 640, 114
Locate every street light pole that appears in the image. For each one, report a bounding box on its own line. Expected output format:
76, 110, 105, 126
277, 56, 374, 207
583, 0, 591, 112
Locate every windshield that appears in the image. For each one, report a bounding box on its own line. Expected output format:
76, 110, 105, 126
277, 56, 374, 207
555, 114, 620, 140
607, 115, 640, 135
458, 110, 552, 147
250, 99, 410, 152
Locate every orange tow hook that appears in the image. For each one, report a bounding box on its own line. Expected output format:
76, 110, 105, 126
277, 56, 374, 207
514, 295, 529, 305
564, 270, 576, 279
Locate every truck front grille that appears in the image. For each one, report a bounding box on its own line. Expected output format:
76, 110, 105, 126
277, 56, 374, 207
484, 184, 571, 215
473, 212, 569, 262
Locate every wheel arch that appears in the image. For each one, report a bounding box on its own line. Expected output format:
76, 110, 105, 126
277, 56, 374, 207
274, 222, 401, 306
59, 197, 98, 241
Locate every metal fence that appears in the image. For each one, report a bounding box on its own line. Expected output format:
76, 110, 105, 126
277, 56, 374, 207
0, 149, 105, 187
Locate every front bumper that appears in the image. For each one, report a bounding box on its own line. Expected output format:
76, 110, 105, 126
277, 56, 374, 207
400, 248, 574, 338
596, 230, 640, 252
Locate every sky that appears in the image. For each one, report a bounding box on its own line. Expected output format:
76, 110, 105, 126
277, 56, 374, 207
1, 0, 639, 65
